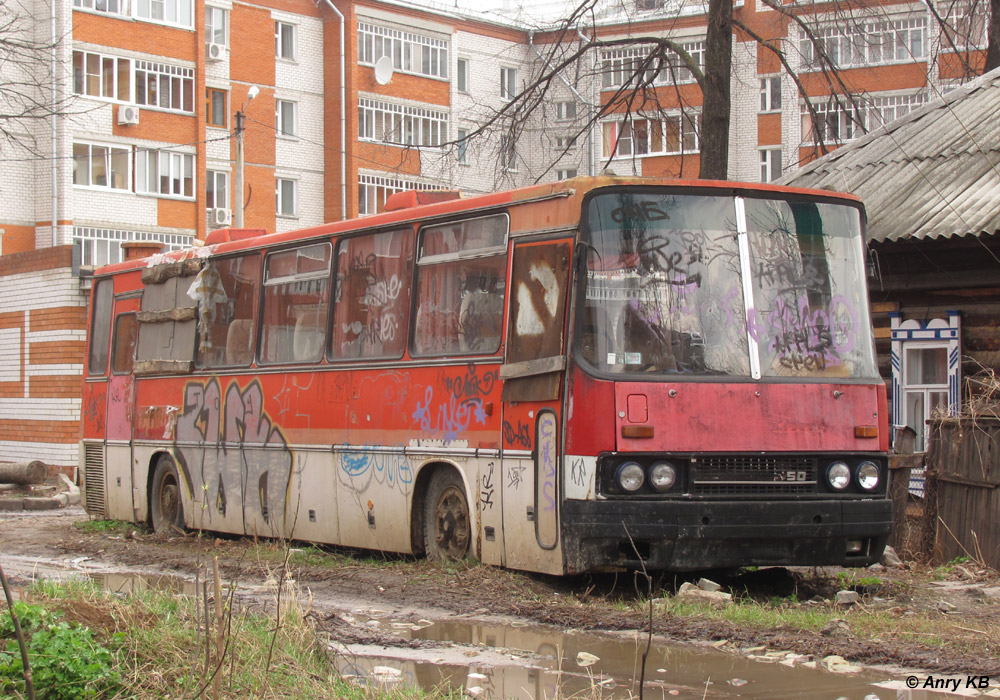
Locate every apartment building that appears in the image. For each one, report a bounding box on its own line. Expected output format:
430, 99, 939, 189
0, 0, 988, 470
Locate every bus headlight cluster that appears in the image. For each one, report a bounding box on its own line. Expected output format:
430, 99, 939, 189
825, 460, 881, 492
615, 461, 678, 493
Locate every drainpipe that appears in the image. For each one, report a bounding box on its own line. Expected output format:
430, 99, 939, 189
528, 30, 595, 176
51, 0, 58, 246
577, 27, 595, 177
320, 0, 347, 221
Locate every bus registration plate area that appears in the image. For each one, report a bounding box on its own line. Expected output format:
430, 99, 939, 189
691, 456, 817, 495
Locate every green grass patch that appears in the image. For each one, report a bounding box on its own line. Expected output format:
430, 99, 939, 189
1, 578, 458, 699
74, 519, 139, 535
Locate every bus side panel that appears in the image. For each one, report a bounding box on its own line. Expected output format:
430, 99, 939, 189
284, 449, 340, 544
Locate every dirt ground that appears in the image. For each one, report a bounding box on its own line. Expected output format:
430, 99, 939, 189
1, 506, 998, 678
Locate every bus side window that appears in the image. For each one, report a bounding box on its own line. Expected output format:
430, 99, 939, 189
193, 254, 262, 368
413, 214, 508, 356
87, 278, 114, 377
110, 313, 138, 375
260, 243, 331, 365
331, 229, 412, 360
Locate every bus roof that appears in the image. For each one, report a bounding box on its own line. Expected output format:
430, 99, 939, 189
93, 175, 863, 277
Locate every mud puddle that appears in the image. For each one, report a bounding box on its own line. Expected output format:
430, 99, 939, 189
334, 611, 966, 700
0, 558, 978, 700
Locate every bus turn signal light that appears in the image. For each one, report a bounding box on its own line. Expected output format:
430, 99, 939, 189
622, 425, 655, 439
854, 425, 878, 439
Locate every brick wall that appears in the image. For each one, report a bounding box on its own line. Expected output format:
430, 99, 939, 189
0, 247, 88, 474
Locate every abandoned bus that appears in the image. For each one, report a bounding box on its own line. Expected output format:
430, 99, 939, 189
80, 176, 891, 574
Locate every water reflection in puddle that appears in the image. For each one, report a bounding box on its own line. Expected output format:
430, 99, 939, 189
332, 614, 965, 700
0, 561, 972, 700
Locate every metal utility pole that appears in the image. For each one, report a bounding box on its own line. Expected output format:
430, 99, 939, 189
233, 109, 246, 228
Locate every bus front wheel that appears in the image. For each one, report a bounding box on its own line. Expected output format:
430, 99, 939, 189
423, 470, 470, 560
151, 456, 185, 535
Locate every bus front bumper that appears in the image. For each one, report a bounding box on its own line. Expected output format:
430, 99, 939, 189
560, 498, 892, 574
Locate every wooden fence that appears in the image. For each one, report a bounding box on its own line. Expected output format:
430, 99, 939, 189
926, 417, 1000, 569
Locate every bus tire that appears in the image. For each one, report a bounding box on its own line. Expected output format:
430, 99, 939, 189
423, 469, 470, 561
151, 456, 185, 536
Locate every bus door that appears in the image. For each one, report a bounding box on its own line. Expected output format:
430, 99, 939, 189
500, 239, 572, 574
104, 295, 140, 520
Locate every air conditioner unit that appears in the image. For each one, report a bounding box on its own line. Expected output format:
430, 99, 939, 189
117, 105, 139, 126
211, 208, 232, 226
206, 42, 225, 61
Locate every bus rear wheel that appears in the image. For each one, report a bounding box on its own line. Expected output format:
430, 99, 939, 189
423, 470, 470, 560
151, 456, 185, 535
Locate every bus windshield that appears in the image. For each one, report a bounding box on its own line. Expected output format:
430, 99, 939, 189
580, 190, 878, 380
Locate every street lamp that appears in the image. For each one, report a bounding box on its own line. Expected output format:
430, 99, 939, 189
233, 85, 259, 228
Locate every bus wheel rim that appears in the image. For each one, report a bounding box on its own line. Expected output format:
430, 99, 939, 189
160, 477, 179, 524
434, 485, 469, 557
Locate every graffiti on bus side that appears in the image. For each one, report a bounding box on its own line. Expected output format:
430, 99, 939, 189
174, 378, 293, 532
412, 385, 489, 442
338, 445, 414, 496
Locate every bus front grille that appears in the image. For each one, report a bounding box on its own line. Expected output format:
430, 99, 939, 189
691, 456, 817, 495
83, 442, 106, 517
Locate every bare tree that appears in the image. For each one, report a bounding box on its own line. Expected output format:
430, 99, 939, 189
0, 0, 72, 153
453, 0, 999, 183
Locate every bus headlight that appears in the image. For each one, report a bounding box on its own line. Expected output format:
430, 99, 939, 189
856, 461, 880, 491
648, 462, 677, 492
616, 462, 645, 493
826, 461, 851, 491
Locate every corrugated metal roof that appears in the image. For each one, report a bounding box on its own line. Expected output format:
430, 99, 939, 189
778, 67, 1000, 243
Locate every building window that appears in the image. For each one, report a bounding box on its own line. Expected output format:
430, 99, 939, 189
74, 226, 193, 268
206, 170, 229, 209
601, 41, 704, 88
501, 141, 517, 171
357, 98, 448, 147
457, 58, 469, 93
357, 174, 436, 216
942, 0, 988, 50
500, 67, 517, 101
134, 0, 193, 28
759, 148, 782, 182
275, 21, 295, 60
456, 128, 468, 164
555, 101, 576, 120
357, 21, 448, 79
556, 169, 577, 180
206, 88, 227, 127
276, 178, 296, 217
206, 6, 228, 46
556, 135, 576, 151
891, 313, 962, 453
72, 51, 131, 101
799, 17, 926, 71
760, 76, 781, 112
136, 149, 195, 198
135, 60, 194, 113
602, 113, 700, 157
72, 142, 130, 190
276, 99, 297, 137
800, 92, 927, 145
73, 0, 127, 17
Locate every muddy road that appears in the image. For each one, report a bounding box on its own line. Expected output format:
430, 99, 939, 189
2, 507, 999, 698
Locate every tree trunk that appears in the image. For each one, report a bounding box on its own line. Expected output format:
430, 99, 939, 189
0, 461, 48, 485
700, 0, 733, 180
986, 0, 1000, 71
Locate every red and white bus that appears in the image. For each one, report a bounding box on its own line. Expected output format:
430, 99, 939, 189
81, 176, 891, 574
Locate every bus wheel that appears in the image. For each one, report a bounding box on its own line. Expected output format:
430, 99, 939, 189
151, 456, 185, 535
423, 470, 470, 560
